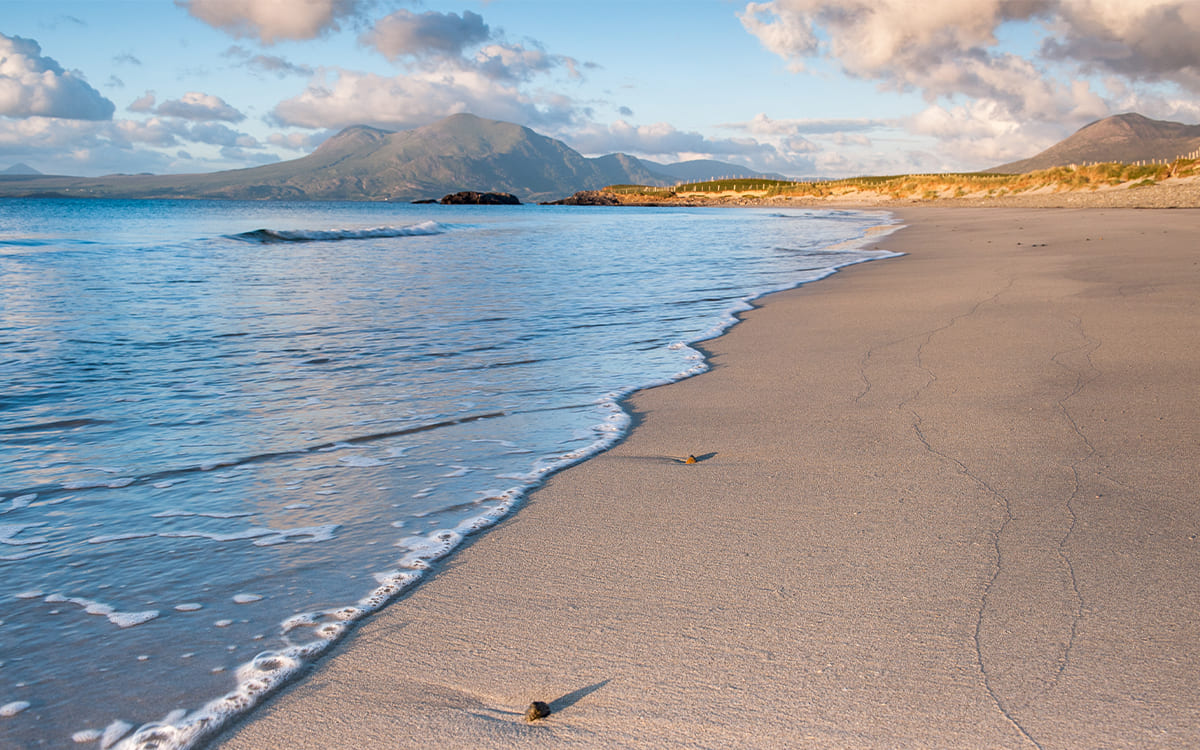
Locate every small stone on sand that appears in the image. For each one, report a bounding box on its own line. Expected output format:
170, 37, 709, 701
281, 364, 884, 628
524, 701, 552, 721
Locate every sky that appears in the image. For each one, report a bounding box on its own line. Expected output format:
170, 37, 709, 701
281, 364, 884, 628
3, 0, 1200, 178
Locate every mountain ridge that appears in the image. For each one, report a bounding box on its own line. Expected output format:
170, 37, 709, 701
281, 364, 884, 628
0, 114, 778, 202
6, 112, 1193, 200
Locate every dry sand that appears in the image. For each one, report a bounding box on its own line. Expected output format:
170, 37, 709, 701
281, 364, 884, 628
218, 208, 1200, 749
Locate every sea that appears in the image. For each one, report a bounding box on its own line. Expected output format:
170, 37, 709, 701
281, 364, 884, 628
0, 198, 898, 748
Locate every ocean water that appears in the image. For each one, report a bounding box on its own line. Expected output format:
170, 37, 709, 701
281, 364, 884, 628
0, 198, 897, 748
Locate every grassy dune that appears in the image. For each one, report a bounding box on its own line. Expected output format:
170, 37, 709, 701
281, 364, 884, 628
604, 158, 1200, 204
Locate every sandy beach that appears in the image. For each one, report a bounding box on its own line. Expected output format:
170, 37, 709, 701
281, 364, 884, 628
218, 207, 1200, 749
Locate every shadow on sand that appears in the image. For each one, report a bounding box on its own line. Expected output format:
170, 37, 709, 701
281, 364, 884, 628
549, 679, 611, 713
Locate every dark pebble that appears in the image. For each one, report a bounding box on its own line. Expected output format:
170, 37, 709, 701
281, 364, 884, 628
525, 701, 552, 721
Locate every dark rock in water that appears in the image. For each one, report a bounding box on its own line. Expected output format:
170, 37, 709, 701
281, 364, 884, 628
524, 701, 552, 722
440, 191, 521, 205
543, 190, 622, 206
411, 198, 438, 204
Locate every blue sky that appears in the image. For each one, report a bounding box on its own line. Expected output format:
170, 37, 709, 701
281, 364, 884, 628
3, 1, 1199, 178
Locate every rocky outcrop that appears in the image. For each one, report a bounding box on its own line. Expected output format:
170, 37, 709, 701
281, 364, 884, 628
439, 191, 521, 205
542, 190, 623, 205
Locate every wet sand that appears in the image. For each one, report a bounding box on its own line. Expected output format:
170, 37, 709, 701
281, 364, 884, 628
219, 207, 1200, 749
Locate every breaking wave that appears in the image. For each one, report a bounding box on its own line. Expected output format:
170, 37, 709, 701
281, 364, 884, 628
230, 221, 447, 243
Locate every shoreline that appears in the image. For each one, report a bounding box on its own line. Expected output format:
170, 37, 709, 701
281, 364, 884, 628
218, 207, 1200, 749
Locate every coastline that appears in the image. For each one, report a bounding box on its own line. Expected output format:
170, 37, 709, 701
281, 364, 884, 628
218, 207, 1200, 749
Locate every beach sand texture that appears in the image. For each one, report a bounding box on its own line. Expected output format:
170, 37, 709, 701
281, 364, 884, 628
219, 208, 1200, 749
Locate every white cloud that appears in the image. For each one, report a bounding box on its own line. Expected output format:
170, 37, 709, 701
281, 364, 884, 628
225, 46, 315, 77
154, 92, 245, 122
187, 121, 261, 147
178, 0, 366, 44
363, 9, 491, 61
474, 43, 580, 82
738, 2, 819, 69
738, 1, 1083, 122
560, 119, 823, 176
783, 135, 821, 153
907, 101, 1063, 165
128, 91, 156, 113
1047, 0, 1200, 89
0, 33, 115, 120
268, 130, 331, 151
0, 110, 275, 176
737, 0, 1200, 168
739, 1, 1200, 110
219, 145, 279, 163
0, 117, 176, 173
361, 10, 582, 84
826, 132, 872, 148
270, 68, 580, 131
111, 116, 187, 148
566, 120, 767, 158
741, 0, 1053, 78
246, 7, 588, 150
125, 90, 244, 122
723, 112, 890, 136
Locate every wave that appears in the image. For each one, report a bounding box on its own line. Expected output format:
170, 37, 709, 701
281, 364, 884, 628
229, 221, 447, 244
0, 237, 100, 248
1, 417, 113, 434
0, 238, 55, 247
0, 411, 508, 503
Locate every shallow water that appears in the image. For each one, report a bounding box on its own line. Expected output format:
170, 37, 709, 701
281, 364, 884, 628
0, 199, 896, 748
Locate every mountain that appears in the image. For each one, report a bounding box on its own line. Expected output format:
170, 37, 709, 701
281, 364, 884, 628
258, 114, 675, 201
1, 163, 41, 175
0, 114, 778, 202
990, 113, 1200, 174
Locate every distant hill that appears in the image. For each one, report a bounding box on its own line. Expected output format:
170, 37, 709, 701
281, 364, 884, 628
1, 163, 41, 175
0, 114, 779, 202
991, 113, 1200, 174
267, 114, 676, 201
